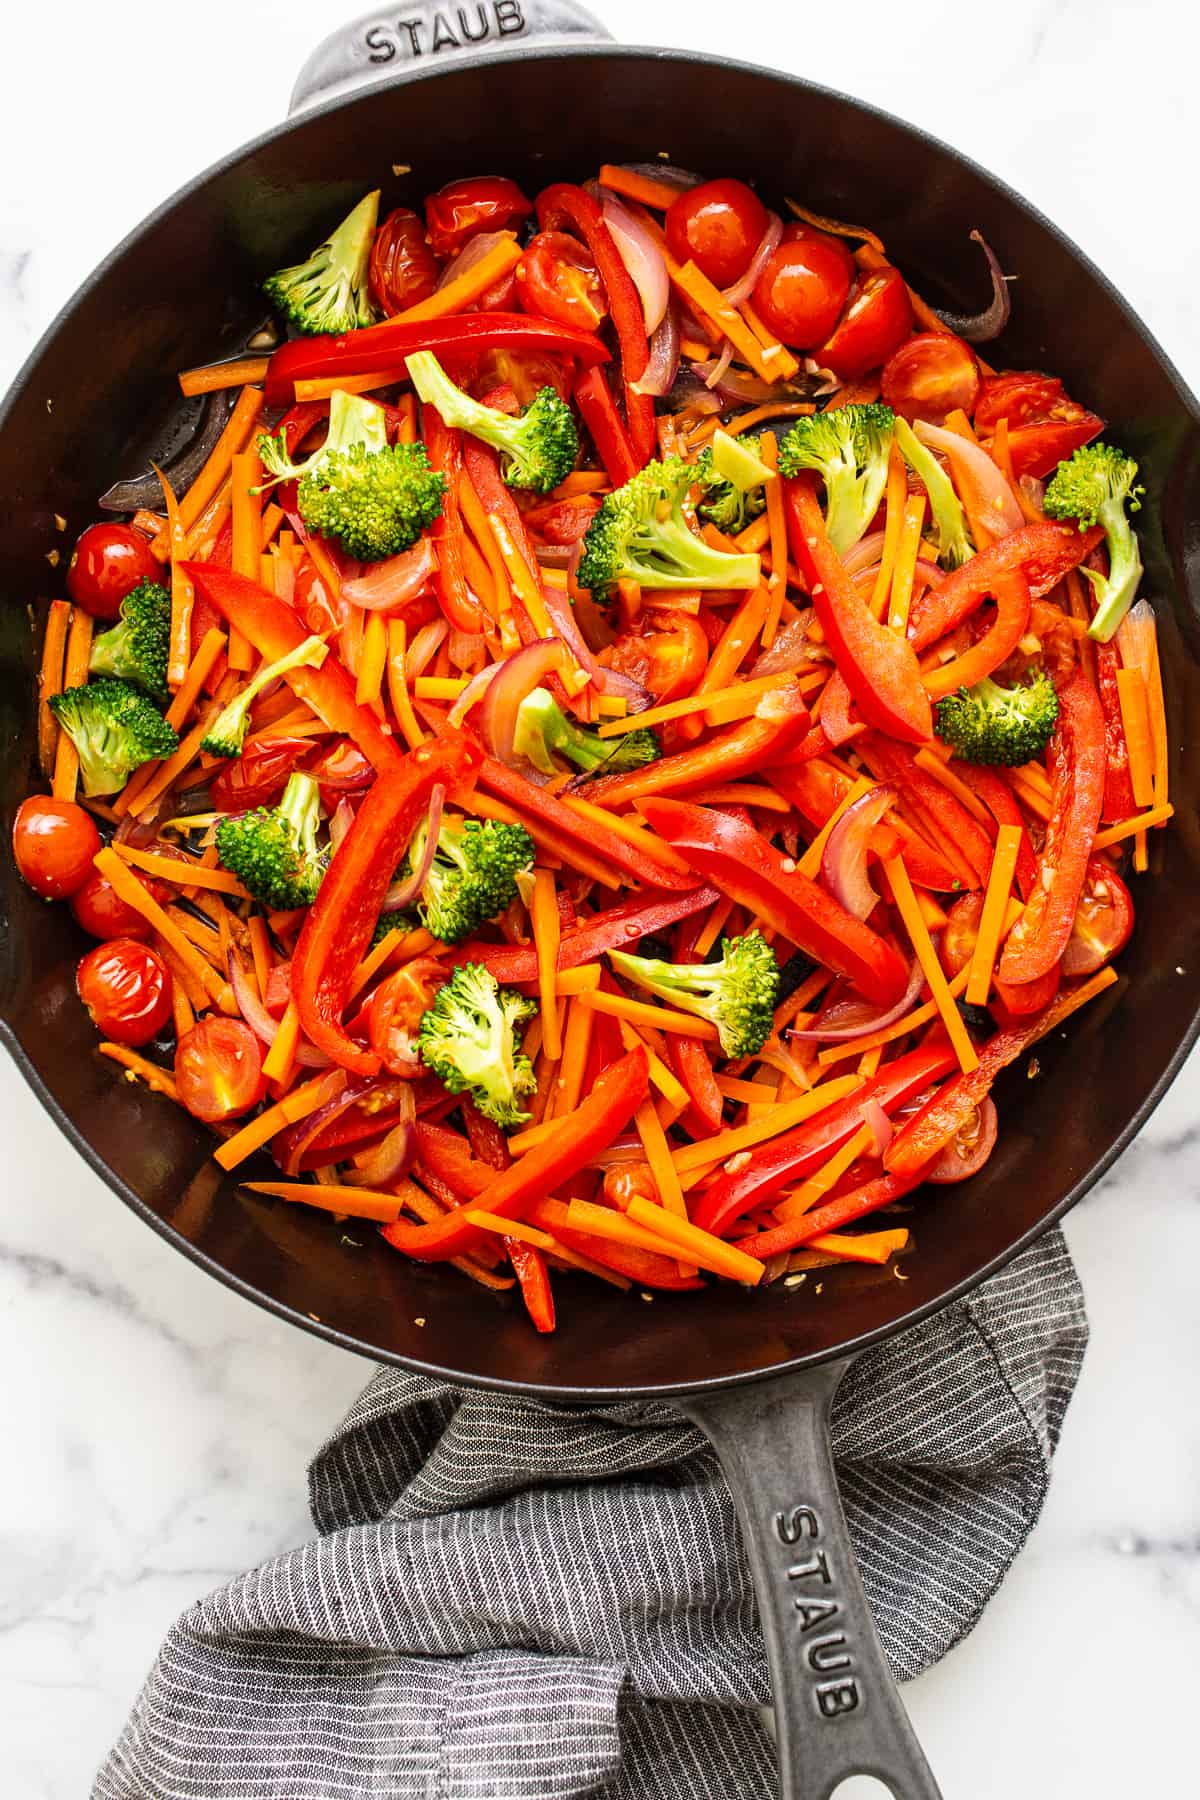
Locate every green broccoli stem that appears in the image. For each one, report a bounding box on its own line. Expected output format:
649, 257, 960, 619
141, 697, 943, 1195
407, 351, 510, 448
258, 388, 389, 488
635, 516, 761, 590
1086, 497, 1144, 642
203, 635, 328, 756
277, 768, 321, 849
893, 416, 972, 570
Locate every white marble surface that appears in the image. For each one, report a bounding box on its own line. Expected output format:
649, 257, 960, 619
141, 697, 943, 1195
2, 2, 1199, 1794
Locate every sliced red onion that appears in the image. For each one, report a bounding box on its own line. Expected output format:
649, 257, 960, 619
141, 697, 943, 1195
226, 949, 331, 1069
722, 212, 783, 308
542, 589, 653, 710
281, 1074, 358, 1175
479, 639, 574, 765
1019, 474, 1046, 512
859, 1097, 894, 1157
341, 537, 438, 612
343, 1088, 416, 1187
802, 358, 842, 396
704, 339, 735, 391
447, 661, 501, 728
690, 363, 794, 405
633, 303, 680, 397
791, 957, 925, 1043
933, 232, 1012, 343
915, 420, 1024, 537
407, 618, 448, 679
821, 785, 898, 919
616, 162, 704, 191
329, 796, 355, 855
751, 612, 821, 677
436, 230, 513, 291
601, 196, 669, 333
841, 531, 889, 578
382, 783, 445, 913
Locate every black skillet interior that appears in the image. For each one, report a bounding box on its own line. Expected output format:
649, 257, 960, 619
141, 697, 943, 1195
2, 48, 1199, 1398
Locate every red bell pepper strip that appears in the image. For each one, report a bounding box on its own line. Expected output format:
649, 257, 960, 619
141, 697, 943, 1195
670, 1036, 724, 1133
816, 668, 866, 747
732, 1167, 930, 1259
183, 564, 404, 774
920, 569, 1032, 700
537, 183, 656, 468
475, 753, 700, 892
639, 798, 910, 1009
696, 1041, 958, 1235
907, 521, 1104, 653
421, 404, 484, 634
1094, 641, 1138, 822
381, 1047, 649, 1261
951, 765, 1039, 900
461, 436, 543, 579
461, 1098, 511, 1170
997, 672, 1105, 985
573, 367, 640, 487
785, 473, 932, 744
276, 399, 330, 457
413, 1120, 493, 1198
884, 1020, 1040, 1178
857, 734, 995, 888
766, 760, 962, 894
451, 885, 720, 986
507, 1239, 556, 1333
292, 733, 481, 1075
992, 963, 1061, 1023
585, 684, 812, 810
263, 311, 610, 407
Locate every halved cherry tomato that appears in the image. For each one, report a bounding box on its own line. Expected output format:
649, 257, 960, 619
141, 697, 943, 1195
516, 231, 607, 332
881, 332, 980, 426
305, 737, 375, 812
474, 267, 519, 312
66, 522, 162, 621
973, 371, 1103, 479
425, 176, 531, 260
1005, 416, 1105, 481
991, 964, 1060, 1024
12, 796, 100, 898
369, 206, 440, 316
974, 373, 1068, 432
604, 617, 708, 704
70, 866, 170, 941
1061, 858, 1134, 977
77, 938, 172, 1046
366, 957, 445, 1077
474, 347, 571, 406
816, 265, 914, 381
924, 1096, 998, 1183
665, 178, 768, 289
209, 735, 312, 813
753, 236, 851, 351
175, 1016, 267, 1122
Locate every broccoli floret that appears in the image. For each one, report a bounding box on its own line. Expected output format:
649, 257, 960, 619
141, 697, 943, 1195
577, 457, 761, 600
777, 404, 895, 556
893, 415, 973, 570
1043, 441, 1144, 643
201, 634, 328, 758
694, 432, 768, 535
214, 771, 326, 910
512, 686, 661, 779
369, 909, 413, 948
418, 963, 537, 1127
49, 678, 179, 798
935, 671, 1060, 766
263, 190, 379, 336
257, 387, 446, 562
406, 351, 578, 494
407, 816, 534, 944
608, 929, 779, 1059
88, 579, 171, 701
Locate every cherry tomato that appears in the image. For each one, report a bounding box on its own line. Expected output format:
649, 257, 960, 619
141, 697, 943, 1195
209, 736, 312, 813
66, 522, 162, 621
425, 176, 531, 260
475, 348, 571, 406
293, 559, 338, 636
368, 206, 440, 316
881, 332, 981, 426
925, 1097, 998, 1183
366, 958, 445, 1077
782, 220, 856, 282
666, 179, 768, 289
974, 373, 1067, 433
519, 497, 597, 546
305, 738, 375, 812
70, 866, 170, 940
473, 267, 519, 312
604, 617, 708, 704
817, 265, 914, 381
12, 795, 100, 899
973, 371, 1104, 479
77, 938, 171, 1046
175, 1016, 267, 1122
516, 231, 607, 331
1061, 858, 1133, 977
752, 237, 852, 351
1005, 416, 1105, 481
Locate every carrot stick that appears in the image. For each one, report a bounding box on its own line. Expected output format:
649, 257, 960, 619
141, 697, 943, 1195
884, 856, 978, 1073
386, 619, 425, 750
97, 1042, 179, 1099
671, 1072, 863, 1176
111, 842, 248, 898
870, 445, 909, 620
551, 994, 594, 1119
294, 367, 409, 402
991, 416, 1043, 525
488, 511, 553, 636
564, 1197, 687, 1262
93, 847, 229, 1008
348, 926, 438, 1000
458, 470, 510, 621
1115, 667, 1154, 809
178, 358, 270, 398
774, 1123, 876, 1222
37, 599, 71, 776
356, 611, 388, 715
466, 790, 620, 889
154, 468, 194, 691
165, 628, 227, 731
912, 749, 994, 825
965, 824, 1022, 1006
215, 1069, 343, 1171
1092, 803, 1173, 850
625, 1194, 765, 1284
666, 254, 800, 383
51, 607, 94, 801
597, 164, 683, 210
888, 493, 927, 632
560, 798, 693, 878
391, 235, 523, 325
242, 1181, 404, 1224
118, 712, 214, 819
531, 870, 563, 1061
760, 432, 788, 648
152, 386, 265, 556
261, 1001, 300, 1085
596, 670, 793, 736
227, 449, 262, 672
795, 775, 875, 880
576, 988, 719, 1040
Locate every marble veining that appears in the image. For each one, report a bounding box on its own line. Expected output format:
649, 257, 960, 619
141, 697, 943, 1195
2, 1, 1199, 1795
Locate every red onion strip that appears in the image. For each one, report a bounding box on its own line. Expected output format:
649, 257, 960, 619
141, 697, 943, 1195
478, 639, 574, 765
632, 302, 680, 398
601, 196, 670, 333
704, 339, 735, 391
343, 1087, 417, 1187
341, 537, 439, 612
447, 661, 501, 728
791, 958, 925, 1043
859, 1098, 894, 1158
382, 783, 445, 913
226, 949, 330, 1069
436, 230, 513, 291
821, 785, 898, 920
722, 212, 783, 309
541, 589, 652, 711
407, 618, 448, 679
915, 420, 1024, 538
933, 231, 1011, 343
328, 796, 355, 855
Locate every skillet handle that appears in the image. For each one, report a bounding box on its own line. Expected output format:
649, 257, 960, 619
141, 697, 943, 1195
680, 1361, 943, 1800
290, 1, 612, 113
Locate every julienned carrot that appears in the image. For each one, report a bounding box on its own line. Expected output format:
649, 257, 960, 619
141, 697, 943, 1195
111, 841, 251, 898
597, 164, 684, 210
153, 386, 265, 558
178, 357, 270, 397
38, 599, 71, 776
804, 1227, 910, 1265
243, 1180, 405, 1223
870, 446, 908, 620
563, 1197, 686, 1263
385, 619, 426, 750
760, 433, 788, 642
1115, 668, 1154, 810
261, 1001, 300, 1085
577, 988, 720, 1041
118, 712, 215, 819
624, 1194, 765, 1283
596, 669, 791, 736
550, 995, 594, 1119
672, 1072, 863, 1176
531, 870, 563, 1061
93, 847, 229, 1010
666, 254, 800, 384
228, 449, 262, 672
885, 856, 979, 1075
620, 1022, 690, 1111
356, 612, 388, 715
774, 1122, 876, 1222
98, 1042, 179, 1099
165, 629, 226, 731
888, 492, 927, 633
965, 825, 1023, 1007
560, 797, 693, 877
294, 367, 409, 401
796, 776, 874, 880
394, 234, 523, 324
1092, 803, 1173, 850
51, 607, 94, 801
215, 1069, 344, 1170
156, 468, 195, 691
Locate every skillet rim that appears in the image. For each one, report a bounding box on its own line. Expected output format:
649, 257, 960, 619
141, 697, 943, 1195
3, 42, 1198, 1400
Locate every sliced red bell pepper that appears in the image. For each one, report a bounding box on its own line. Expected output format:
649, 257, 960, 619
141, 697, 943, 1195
537, 183, 656, 468
857, 734, 994, 888
461, 1098, 512, 1170
884, 1021, 1039, 1178
292, 733, 481, 1074
669, 1036, 724, 1133
920, 569, 1032, 700
183, 564, 403, 774
997, 672, 1105, 985
766, 760, 962, 894
460, 437, 544, 585
413, 1119, 493, 1197
785, 473, 932, 744
450, 885, 719, 985
421, 404, 484, 634
508, 1239, 556, 1333
1094, 641, 1138, 822
584, 684, 811, 810
573, 366, 640, 487
992, 963, 1061, 1023
381, 1047, 649, 1261
696, 1041, 958, 1235
816, 668, 865, 746
907, 521, 1105, 653
732, 1166, 930, 1259
263, 311, 610, 407
951, 764, 1039, 900
639, 797, 910, 1009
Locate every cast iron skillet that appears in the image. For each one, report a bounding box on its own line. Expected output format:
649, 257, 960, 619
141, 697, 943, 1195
3, 7, 1200, 1794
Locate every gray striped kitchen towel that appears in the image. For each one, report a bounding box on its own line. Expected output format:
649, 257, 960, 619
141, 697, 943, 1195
94, 1227, 1086, 1799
